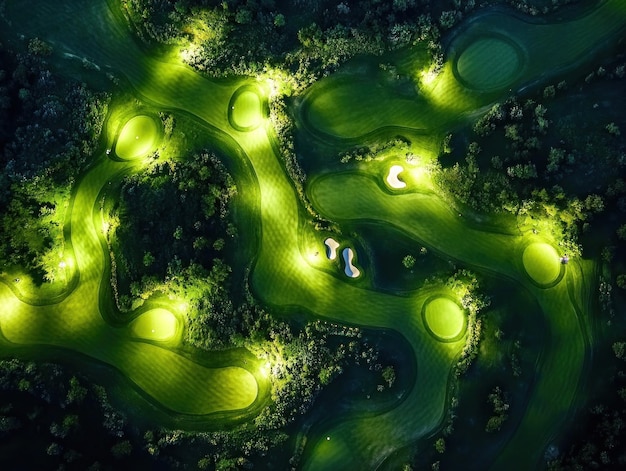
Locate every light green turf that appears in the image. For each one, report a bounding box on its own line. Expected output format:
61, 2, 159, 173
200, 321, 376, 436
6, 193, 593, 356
523, 243, 561, 285
115, 115, 159, 159
231, 90, 262, 130
302, 77, 445, 139
456, 37, 522, 89
130, 308, 178, 341
424, 297, 465, 340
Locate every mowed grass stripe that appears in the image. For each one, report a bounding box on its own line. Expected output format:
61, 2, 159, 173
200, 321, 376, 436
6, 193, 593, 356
108, 342, 258, 415
310, 173, 521, 274
451, 0, 626, 92
303, 78, 444, 139
456, 37, 522, 89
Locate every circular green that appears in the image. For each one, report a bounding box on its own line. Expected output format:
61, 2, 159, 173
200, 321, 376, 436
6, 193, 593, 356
130, 308, 178, 342
228, 86, 265, 132
456, 36, 523, 90
423, 297, 465, 342
522, 243, 561, 286
115, 115, 159, 160
233, 91, 261, 129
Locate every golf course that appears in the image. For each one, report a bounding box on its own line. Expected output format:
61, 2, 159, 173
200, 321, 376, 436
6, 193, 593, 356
1, 0, 625, 468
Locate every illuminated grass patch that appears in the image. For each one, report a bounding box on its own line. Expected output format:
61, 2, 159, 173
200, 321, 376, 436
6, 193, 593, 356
228, 86, 265, 132
522, 243, 562, 286
455, 35, 523, 90
306, 433, 356, 471
423, 297, 466, 342
115, 115, 159, 160
302, 77, 439, 139
115, 343, 259, 414
129, 308, 179, 342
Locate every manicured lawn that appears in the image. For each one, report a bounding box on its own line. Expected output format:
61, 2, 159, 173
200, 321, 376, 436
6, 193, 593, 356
455, 36, 522, 90
230, 87, 264, 131
424, 297, 466, 341
115, 115, 160, 159
522, 243, 561, 286
129, 308, 179, 342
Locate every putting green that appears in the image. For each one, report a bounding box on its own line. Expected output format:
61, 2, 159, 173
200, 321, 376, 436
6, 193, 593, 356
423, 297, 466, 342
455, 35, 523, 90
115, 115, 159, 159
522, 243, 562, 286
229, 87, 264, 132
129, 308, 179, 342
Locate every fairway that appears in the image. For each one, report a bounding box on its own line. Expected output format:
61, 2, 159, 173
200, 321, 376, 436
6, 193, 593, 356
115, 115, 159, 159
301, 77, 440, 139
423, 297, 466, 341
522, 243, 562, 286
455, 35, 523, 90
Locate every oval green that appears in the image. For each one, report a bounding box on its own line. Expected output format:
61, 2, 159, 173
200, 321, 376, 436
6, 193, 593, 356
456, 36, 522, 90
423, 297, 465, 341
232, 90, 262, 130
522, 243, 561, 286
130, 308, 178, 342
116, 115, 159, 160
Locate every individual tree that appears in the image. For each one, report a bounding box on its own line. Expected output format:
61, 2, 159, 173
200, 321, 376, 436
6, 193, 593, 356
402, 255, 416, 269
434, 437, 446, 454
613, 341, 626, 360
111, 440, 132, 459
382, 366, 396, 387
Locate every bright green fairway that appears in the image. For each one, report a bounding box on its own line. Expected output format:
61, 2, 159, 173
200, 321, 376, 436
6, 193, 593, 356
455, 36, 523, 90
115, 115, 159, 159
129, 308, 179, 342
423, 297, 466, 341
522, 243, 561, 286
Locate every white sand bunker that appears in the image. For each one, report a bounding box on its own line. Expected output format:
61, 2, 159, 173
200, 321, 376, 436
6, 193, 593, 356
342, 248, 361, 278
324, 237, 340, 260
386, 165, 406, 189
